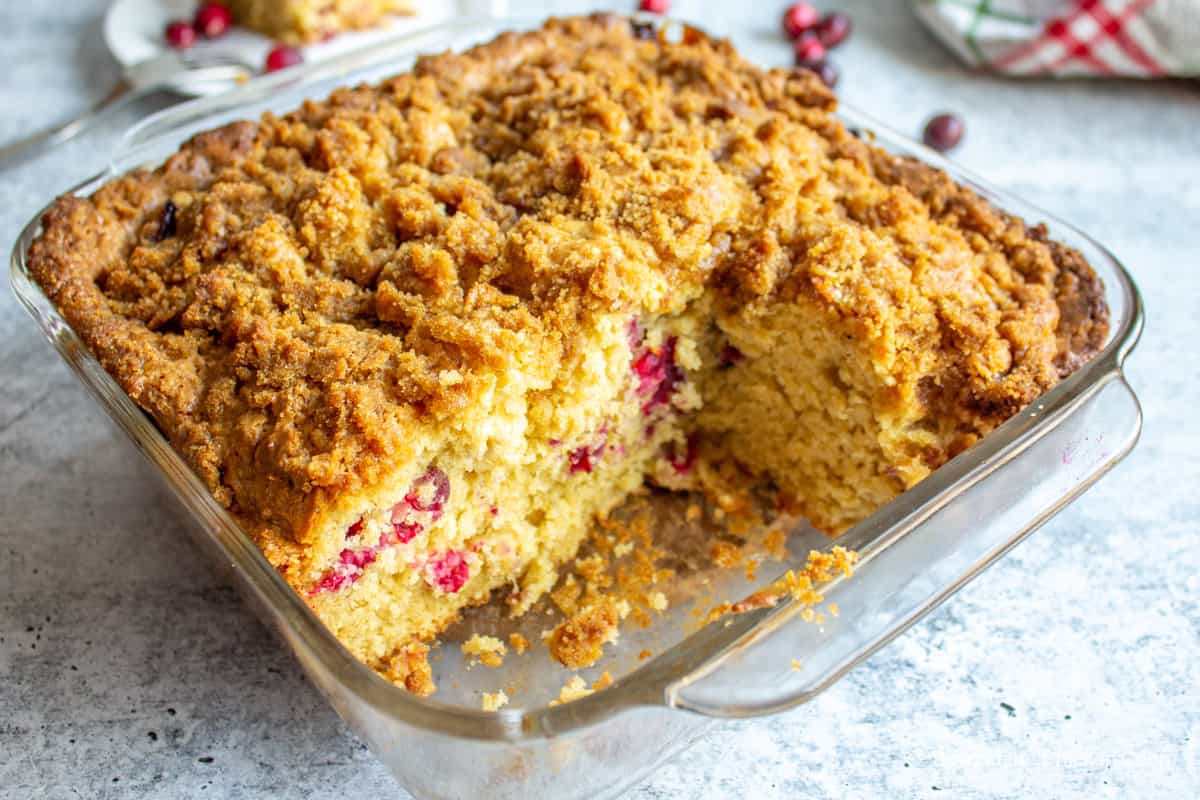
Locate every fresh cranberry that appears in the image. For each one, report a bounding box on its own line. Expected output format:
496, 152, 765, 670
425, 550, 470, 594
719, 344, 745, 367
265, 44, 303, 73
194, 2, 233, 39
639, 0, 669, 13
794, 35, 827, 64
346, 519, 364, 538
405, 466, 449, 517
164, 21, 197, 50
815, 12, 852, 48
339, 547, 377, 571
923, 113, 965, 152
797, 58, 839, 89
782, 3, 819, 38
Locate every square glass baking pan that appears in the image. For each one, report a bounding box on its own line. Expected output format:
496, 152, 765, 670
9, 15, 1144, 799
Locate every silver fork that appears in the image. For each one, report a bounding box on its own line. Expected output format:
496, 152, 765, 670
0, 49, 256, 169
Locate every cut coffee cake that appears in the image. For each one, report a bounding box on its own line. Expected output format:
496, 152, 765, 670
27, 14, 1107, 692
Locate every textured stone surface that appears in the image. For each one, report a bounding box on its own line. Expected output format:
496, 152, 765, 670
1, 1, 1196, 798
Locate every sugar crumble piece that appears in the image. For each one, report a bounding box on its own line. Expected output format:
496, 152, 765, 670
592, 671, 614, 691
481, 690, 509, 712
638, 649, 653, 660
462, 634, 507, 667
547, 601, 621, 669
509, 633, 530, 654
647, 591, 668, 612
613, 541, 634, 558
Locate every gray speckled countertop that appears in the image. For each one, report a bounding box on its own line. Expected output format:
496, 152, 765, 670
2, 1, 1197, 797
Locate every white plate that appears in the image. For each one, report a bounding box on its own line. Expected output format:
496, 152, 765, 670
104, 0, 508, 96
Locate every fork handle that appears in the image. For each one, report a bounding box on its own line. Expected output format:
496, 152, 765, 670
0, 79, 142, 169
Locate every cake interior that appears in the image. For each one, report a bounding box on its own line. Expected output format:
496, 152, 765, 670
307, 294, 933, 684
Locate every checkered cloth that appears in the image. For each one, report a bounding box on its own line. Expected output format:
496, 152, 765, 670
914, 0, 1200, 77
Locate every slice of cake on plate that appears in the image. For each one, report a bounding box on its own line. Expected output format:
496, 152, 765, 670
226, 0, 413, 43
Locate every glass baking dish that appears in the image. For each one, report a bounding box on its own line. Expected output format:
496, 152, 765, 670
9, 15, 1143, 799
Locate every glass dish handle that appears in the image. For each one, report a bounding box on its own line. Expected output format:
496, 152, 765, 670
664, 373, 1142, 718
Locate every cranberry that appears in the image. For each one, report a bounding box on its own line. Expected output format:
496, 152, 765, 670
633, 348, 668, 397
638, 0, 669, 13
666, 435, 698, 474
923, 113, 965, 152
194, 2, 233, 39
164, 21, 197, 50
794, 35, 827, 64
797, 58, 839, 89
635, 337, 682, 416
346, 519, 364, 538
782, 3, 819, 39
405, 466, 450, 517
264, 44, 303, 73
815, 12, 852, 48
569, 440, 606, 474
425, 550, 470, 594
385, 515, 421, 545
719, 344, 745, 367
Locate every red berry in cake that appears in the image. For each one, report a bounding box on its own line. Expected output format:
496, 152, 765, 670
923, 113, 965, 152
568, 439, 607, 474
797, 58, 839, 89
666, 435, 698, 474
194, 2, 233, 39
346, 518, 364, 538
782, 3, 819, 39
719, 344, 745, 367
386, 516, 421, 545
265, 44, 303, 73
633, 347, 668, 397
405, 466, 450, 518
794, 35, 827, 64
425, 550, 470, 594
639, 0, 669, 14
164, 20, 197, 50
815, 12, 852, 48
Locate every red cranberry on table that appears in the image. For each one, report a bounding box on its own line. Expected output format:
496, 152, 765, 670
265, 44, 304, 72
922, 113, 965, 152
194, 2, 233, 39
796, 58, 838, 88
639, 0, 670, 13
815, 12, 852, 48
781, 3, 819, 38
164, 20, 197, 49
793, 35, 827, 64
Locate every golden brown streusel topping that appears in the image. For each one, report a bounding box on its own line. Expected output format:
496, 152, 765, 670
28, 13, 1106, 569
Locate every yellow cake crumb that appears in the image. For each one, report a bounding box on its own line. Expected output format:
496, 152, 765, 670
551, 675, 594, 706
509, 633, 530, 655
481, 690, 509, 712
647, 591, 668, 612
547, 601, 621, 669
462, 634, 507, 668
592, 671, 614, 691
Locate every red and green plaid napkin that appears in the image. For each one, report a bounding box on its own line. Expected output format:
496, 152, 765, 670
914, 0, 1200, 77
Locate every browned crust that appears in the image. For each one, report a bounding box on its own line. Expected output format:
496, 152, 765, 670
26, 14, 1108, 582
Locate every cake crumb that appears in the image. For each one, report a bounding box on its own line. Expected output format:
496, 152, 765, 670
828, 603, 840, 617
711, 540, 742, 568
592, 671, 614, 691
685, 503, 702, 522
613, 541, 634, 558
790, 659, 802, 671
481, 691, 509, 712
509, 633, 530, 654
638, 649, 653, 660
647, 591, 668, 612
383, 642, 436, 697
462, 634, 507, 667
547, 601, 621, 669
550, 675, 593, 706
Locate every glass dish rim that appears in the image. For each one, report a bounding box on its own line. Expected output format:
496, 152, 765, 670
8, 13, 1144, 744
